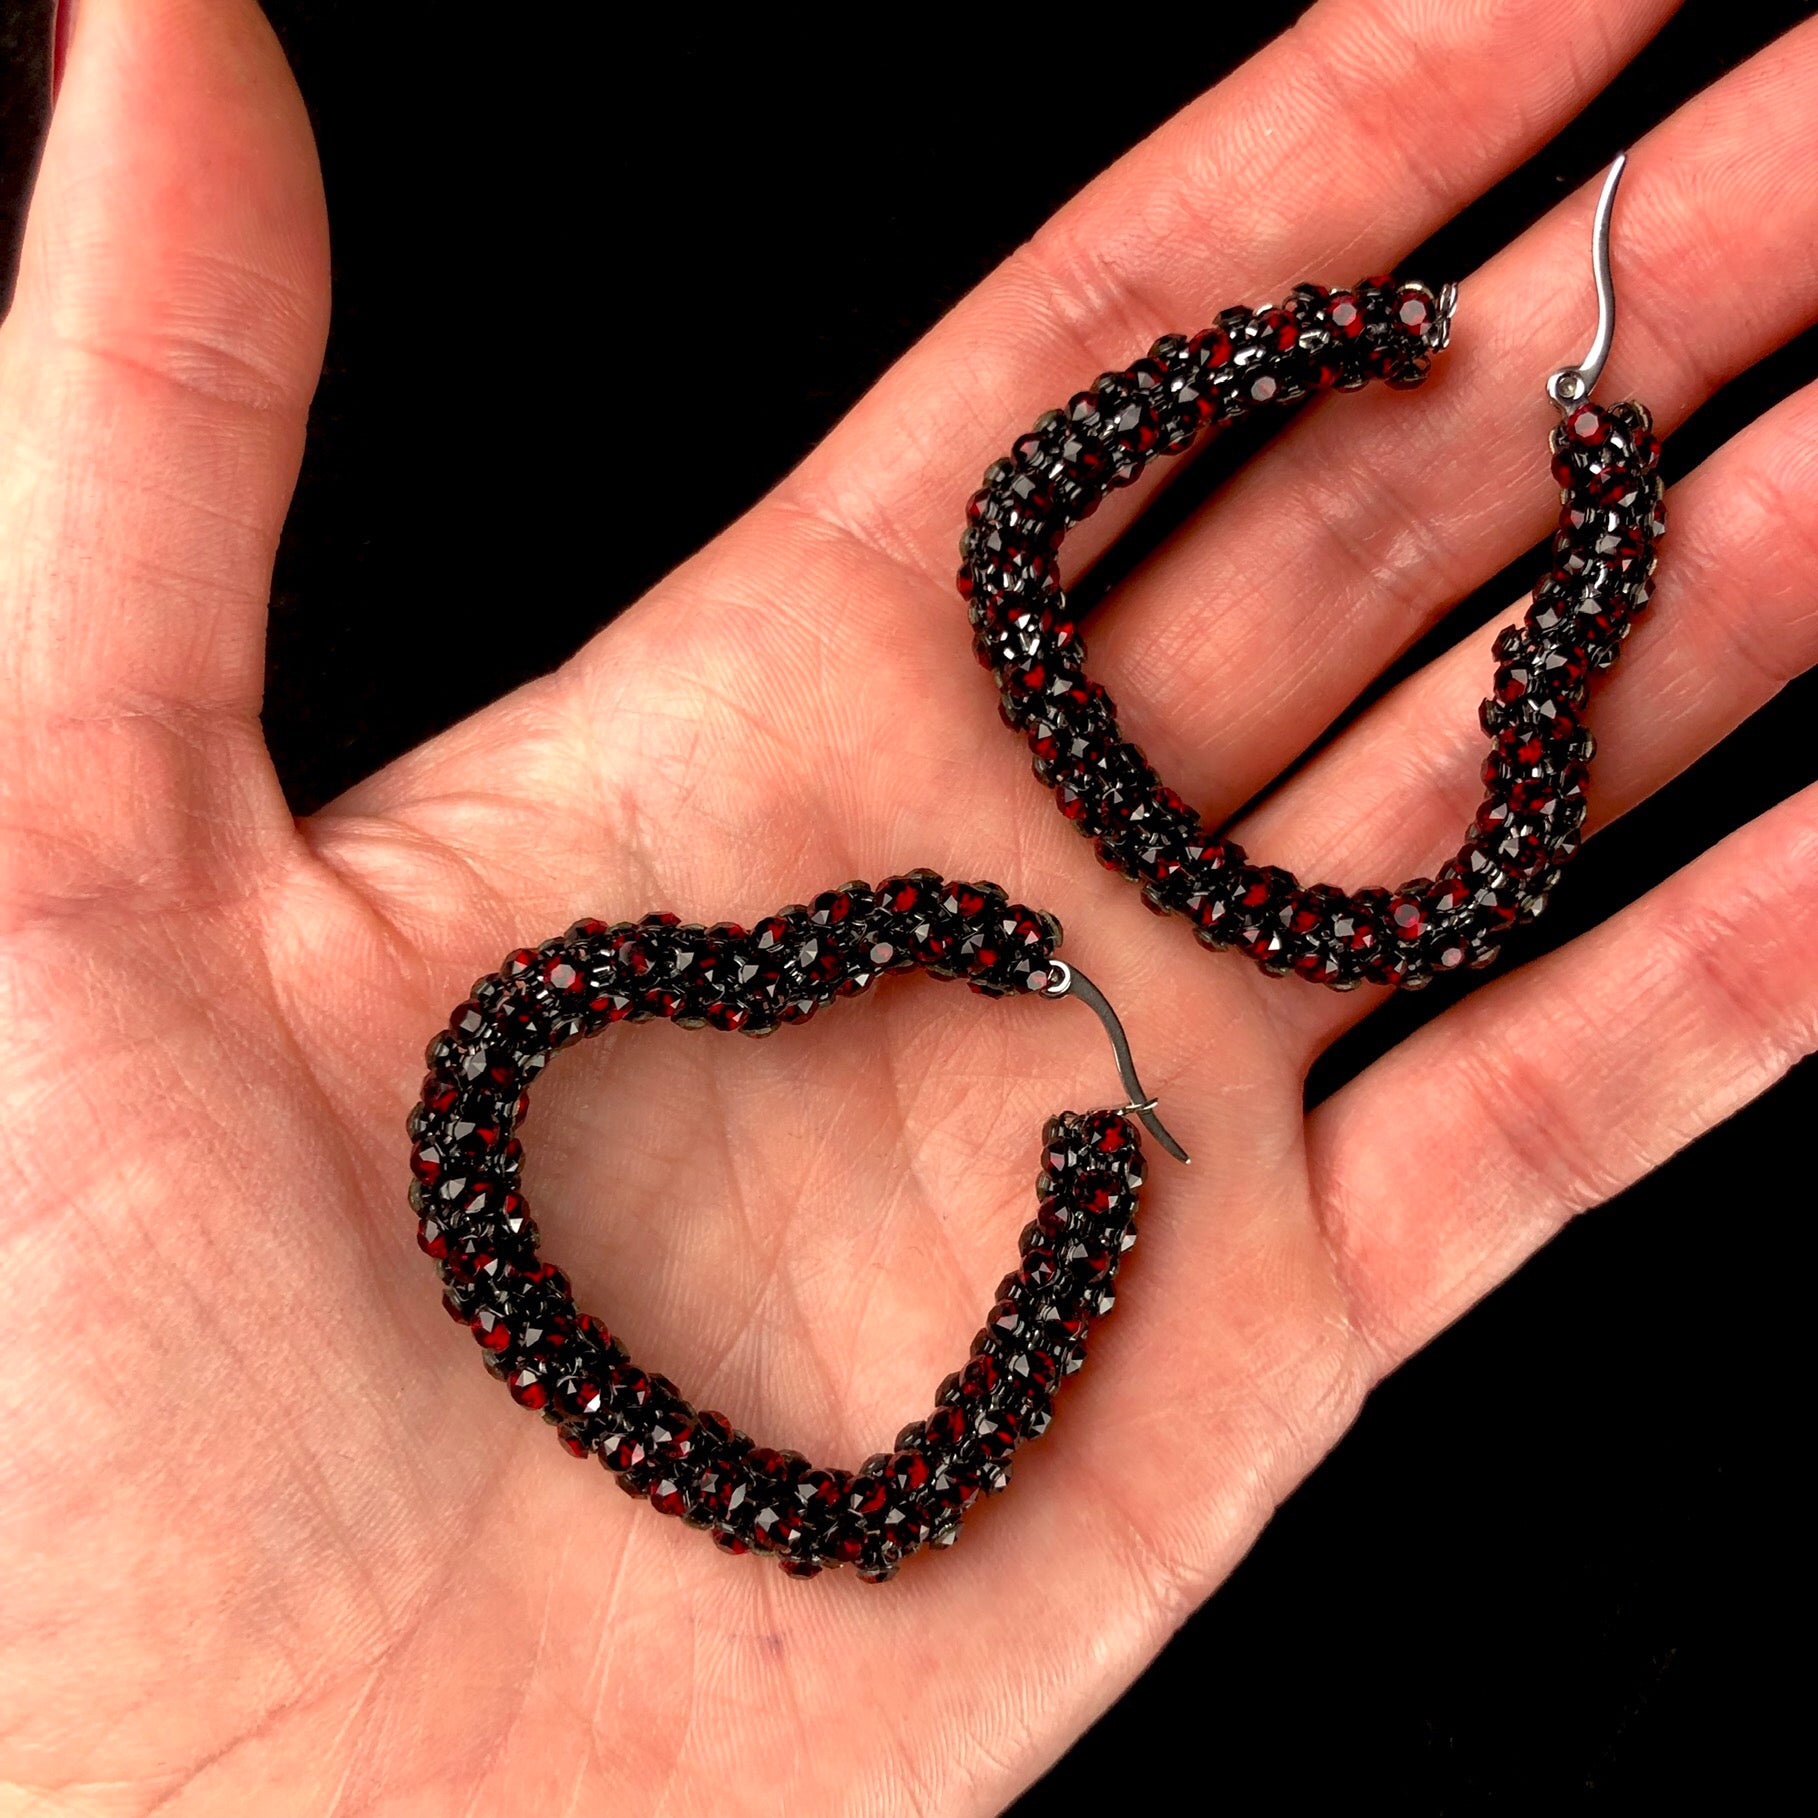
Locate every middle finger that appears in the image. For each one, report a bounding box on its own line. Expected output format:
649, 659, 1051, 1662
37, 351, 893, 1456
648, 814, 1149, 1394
775, 0, 1676, 591
1088, 15, 1818, 829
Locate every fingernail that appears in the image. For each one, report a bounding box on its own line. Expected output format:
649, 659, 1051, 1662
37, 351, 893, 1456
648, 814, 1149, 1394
53, 0, 77, 102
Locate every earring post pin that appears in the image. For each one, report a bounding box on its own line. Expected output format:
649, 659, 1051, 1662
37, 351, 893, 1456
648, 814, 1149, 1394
1548, 151, 1628, 409
1044, 961, 1190, 1164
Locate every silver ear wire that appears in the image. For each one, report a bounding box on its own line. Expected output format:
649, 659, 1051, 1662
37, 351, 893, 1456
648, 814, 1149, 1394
1043, 961, 1190, 1164
1548, 152, 1627, 410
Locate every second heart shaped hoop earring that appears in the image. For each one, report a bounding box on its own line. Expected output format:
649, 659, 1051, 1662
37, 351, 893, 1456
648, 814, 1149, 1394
960, 156, 1664, 990
411, 874, 1187, 1583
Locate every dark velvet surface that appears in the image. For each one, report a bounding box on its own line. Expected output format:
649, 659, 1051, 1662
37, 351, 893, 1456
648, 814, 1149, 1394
0, 2, 1809, 1806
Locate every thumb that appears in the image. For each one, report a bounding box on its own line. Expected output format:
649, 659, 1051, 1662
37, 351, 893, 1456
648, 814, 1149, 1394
0, 0, 329, 923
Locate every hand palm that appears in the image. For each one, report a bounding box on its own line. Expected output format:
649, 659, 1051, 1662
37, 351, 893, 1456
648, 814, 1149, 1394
5, 4, 1814, 1813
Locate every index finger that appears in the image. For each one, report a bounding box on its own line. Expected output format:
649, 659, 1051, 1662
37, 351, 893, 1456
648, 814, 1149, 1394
775, 0, 1679, 594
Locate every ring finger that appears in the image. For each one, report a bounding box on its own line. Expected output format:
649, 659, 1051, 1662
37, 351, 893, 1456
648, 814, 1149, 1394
1240, 365, 1818, 1062
1087, 12, 1818, 834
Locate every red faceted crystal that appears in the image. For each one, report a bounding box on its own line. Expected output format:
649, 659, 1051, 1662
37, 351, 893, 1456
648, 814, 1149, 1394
507, 1367, 548, 1411
1388, 895, 1426, 941
603, 1433, 646, 1475
923, 1404, 966, 1451
419, 1076, 459, 1115
1189, 325, 1233, 367
1565, 404, 1610, 446
471, 1307, 512, 1352
648, 1474, 689, 1518
1255, 307, 1298, 352
1396, 290, 1432, 334
1328, 294, 1364, 338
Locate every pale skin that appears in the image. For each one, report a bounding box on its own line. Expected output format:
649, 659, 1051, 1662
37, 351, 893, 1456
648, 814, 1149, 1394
1, 0, 1814, 1812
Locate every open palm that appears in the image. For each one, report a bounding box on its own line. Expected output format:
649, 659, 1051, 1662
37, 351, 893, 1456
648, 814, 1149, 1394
3, 1, 1814, 1812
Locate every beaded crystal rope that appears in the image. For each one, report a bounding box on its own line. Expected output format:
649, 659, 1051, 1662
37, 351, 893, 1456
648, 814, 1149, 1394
410, 874, 1151, 1581
958, 275, 1665, 989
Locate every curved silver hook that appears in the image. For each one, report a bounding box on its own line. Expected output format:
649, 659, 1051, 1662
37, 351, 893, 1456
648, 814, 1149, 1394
1043, 962, 1190, 1165
1548, 152, 1627, 410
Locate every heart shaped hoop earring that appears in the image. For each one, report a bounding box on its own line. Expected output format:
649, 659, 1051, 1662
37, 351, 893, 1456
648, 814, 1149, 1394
410, 873, 1186, 1582
960, 156, 1663, 990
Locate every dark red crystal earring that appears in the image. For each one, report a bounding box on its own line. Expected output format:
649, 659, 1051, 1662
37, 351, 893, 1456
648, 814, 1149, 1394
961, 156, 1664, 989
410, 873, 1187, 1582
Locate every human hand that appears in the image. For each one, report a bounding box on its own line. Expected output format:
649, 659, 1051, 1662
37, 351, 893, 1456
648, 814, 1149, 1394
2, 2, 1814, 1813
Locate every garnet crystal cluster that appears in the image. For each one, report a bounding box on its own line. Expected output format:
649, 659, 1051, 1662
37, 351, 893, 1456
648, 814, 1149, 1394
410, 874, 1147, 1581
958, 276, 1664, 988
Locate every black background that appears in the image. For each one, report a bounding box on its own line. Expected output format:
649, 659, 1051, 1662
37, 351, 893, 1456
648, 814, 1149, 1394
2, 3, 1811, 1809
